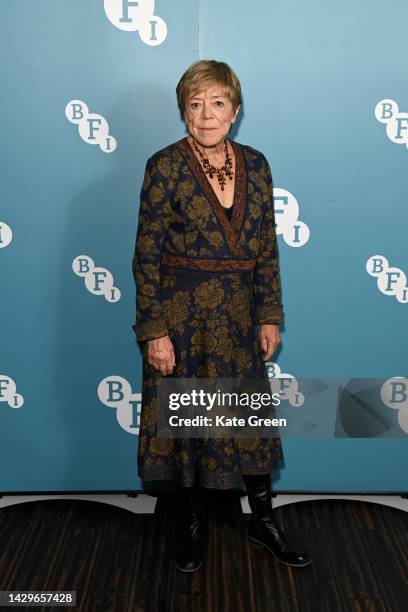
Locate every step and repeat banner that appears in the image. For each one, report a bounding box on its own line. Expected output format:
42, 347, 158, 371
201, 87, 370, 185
1, 0, 407, 493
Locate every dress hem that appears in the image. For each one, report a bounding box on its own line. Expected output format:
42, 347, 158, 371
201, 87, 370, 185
138, 464, 282, 490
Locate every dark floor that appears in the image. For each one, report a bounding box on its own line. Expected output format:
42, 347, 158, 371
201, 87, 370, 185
0, 491, 408, 611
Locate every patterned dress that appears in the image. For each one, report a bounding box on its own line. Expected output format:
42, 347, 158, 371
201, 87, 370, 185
132, 136, 285, 489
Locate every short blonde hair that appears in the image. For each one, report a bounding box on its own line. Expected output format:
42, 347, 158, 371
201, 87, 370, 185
176, 59, 242, 116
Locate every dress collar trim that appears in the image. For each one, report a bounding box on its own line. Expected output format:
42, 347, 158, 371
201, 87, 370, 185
175, 136, 247, 257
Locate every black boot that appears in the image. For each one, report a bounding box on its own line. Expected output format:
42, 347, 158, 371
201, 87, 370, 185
243, 474, 312, 567
174, 486, 205, 572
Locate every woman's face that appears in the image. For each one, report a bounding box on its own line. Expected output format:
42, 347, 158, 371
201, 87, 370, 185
184, 83, 240, 148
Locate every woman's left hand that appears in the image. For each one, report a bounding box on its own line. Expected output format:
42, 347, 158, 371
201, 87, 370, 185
259, 324, 280, 361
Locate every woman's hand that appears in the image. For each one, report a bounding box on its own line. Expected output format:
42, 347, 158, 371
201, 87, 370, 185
259, 324, 280, 362
146, 335, 176, 375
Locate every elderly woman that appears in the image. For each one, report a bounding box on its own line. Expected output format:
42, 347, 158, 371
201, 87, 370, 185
132, 60, 311, 571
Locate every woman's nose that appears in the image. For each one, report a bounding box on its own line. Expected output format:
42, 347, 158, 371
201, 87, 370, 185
201, 103, 214, 118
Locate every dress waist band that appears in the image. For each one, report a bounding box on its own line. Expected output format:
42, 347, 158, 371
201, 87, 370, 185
161, 251, 257, 272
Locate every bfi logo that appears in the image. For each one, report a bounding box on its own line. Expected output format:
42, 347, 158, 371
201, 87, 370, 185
273, 188, 310, 248
265, 362, 304, 407
0, 222, 12, 249
72, 255, 121, 303
98, 376, 142, 434
104, 0, 167, 46
366, 255, 408, 304
65, 100, 117, 153
381, 377, 408, 433
0, 375, 24, 409
375, 99, 408, 149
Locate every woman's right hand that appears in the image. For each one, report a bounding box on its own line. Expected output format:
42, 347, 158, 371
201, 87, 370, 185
146, 335, 176, 375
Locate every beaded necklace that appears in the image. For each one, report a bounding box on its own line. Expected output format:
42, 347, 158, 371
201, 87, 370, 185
191, 137, 234, 191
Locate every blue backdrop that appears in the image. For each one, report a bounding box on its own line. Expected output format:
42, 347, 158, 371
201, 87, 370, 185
1, 0, 407, 493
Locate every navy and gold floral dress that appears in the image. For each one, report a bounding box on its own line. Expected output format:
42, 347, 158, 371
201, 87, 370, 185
132, 136, 285, 489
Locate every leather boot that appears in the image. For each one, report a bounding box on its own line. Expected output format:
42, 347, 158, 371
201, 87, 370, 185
174, 486, 205, 572
243, 474, 312, 567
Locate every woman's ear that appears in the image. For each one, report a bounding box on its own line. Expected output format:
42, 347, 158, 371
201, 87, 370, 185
232, 104, 241, 123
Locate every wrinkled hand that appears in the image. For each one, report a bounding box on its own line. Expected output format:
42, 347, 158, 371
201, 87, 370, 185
146, 335, 176, 375
259, 324, 280, 361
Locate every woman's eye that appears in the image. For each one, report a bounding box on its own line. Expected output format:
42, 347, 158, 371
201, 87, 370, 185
190, 102, 200, 109
215, 101, 224, 107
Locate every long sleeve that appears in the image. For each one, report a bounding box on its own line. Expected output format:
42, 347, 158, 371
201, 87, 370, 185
131, 155, 173, 342
253, 155, 284, 325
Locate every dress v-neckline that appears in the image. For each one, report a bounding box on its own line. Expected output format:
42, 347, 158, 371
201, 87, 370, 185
176, 136, 247, 257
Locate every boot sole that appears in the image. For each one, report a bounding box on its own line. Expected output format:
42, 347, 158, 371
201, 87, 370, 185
248, 535, 312, 567
174, 559, 204, 573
